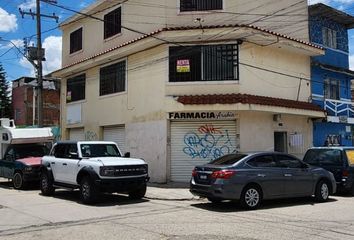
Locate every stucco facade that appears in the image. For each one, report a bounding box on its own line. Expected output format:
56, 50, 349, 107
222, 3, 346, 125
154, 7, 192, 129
309, 4, 354, 147
54, 0, 324, 182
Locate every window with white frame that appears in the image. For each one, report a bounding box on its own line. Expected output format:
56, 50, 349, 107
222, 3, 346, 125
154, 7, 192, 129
104, 7, 121, 39
100, 61, 126, 96
70, 28, 82, 54
67, 74, 86, 103
169, 44, 239, 82
322, 27, 337, 49
324, 78, 340, 100
180, 0, 223, 12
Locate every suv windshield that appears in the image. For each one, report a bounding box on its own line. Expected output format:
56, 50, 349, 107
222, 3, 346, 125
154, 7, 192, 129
209, 153, 247, 165
12, 144, 49, 159
303, 149, 343, 166
80, 144, 121, 158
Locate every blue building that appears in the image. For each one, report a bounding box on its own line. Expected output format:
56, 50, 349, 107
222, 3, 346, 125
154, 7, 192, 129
309, 3, 354, 147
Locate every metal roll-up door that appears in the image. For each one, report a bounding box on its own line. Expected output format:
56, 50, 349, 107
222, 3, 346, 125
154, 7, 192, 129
69, 128, 84, 141
103, 126, 125, 154
171, 121, 238, 182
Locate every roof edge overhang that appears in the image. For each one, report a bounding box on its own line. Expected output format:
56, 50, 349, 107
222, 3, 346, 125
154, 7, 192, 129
52, 25, 324, 78
175, 94, 325, 118
312, 61, 354, 77
309, 3, 354, 29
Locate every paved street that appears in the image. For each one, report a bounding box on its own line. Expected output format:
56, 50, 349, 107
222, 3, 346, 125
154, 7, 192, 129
0, 179, 354, 240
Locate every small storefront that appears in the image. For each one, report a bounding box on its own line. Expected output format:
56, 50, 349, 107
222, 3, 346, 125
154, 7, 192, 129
168, 111, 239, 182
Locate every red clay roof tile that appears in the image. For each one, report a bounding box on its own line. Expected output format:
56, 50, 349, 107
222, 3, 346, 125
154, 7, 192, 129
177, 94, 324, 112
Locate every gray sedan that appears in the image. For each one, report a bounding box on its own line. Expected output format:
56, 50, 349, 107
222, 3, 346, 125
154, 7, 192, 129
190, 152, 337, 209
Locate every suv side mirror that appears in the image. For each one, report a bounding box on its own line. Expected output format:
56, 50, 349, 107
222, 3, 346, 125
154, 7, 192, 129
124, 152, 130, 158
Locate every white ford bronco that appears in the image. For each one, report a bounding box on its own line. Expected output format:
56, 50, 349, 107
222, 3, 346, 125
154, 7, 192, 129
40, 141, 149, 204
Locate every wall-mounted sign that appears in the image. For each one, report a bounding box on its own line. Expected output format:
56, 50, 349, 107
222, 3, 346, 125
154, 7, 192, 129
66, 91, 72, 101
176, 59, 190, 73
168, 111, 236, 120
339, 116, 348, 123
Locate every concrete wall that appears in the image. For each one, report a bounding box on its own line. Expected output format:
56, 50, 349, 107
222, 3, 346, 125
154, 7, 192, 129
12, 86, 60, 127
239, 111, 313, 158
126, 121, 167, 182
166, 42, 312, 102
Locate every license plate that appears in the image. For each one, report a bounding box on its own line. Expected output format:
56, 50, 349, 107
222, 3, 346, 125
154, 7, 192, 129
200, 174, 207, 180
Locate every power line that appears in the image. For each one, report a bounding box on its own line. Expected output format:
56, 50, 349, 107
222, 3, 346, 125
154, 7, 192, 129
45, 1, 354, 94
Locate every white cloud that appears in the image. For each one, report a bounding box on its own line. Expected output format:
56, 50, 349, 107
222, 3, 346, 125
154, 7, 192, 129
349, 54, 354, 70
308, 0, 354, 4
19, 36, 62, 77
308, 0, 331, 4
0, 39, 24, 50
42, 36, 62, 75
0, 8, 17, 32
18, 0, 36, 11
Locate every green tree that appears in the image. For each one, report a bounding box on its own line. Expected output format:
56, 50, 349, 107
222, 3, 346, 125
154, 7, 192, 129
0, 63, 12, 118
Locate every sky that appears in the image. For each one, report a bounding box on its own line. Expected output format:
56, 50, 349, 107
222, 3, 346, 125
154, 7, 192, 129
0, 0, 95, 81
1, 0, 354, 81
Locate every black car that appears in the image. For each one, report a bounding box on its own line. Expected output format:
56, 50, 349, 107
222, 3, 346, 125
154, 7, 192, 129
303, 147, 354, 195
190, 152, 336, 209
0, 143, 50, 189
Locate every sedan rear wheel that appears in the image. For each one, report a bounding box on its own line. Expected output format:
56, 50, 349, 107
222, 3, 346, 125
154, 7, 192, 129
315, 180, 329, 202
240, 185, 262, 210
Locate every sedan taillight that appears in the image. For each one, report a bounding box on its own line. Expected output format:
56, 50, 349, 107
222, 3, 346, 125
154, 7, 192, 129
211, 170, 236, 179
192, 168, 198, 177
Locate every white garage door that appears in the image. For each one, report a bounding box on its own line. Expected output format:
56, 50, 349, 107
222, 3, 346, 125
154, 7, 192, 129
103, 126, 126, 154
69, 128, 84, 141
171, 121, 239, 182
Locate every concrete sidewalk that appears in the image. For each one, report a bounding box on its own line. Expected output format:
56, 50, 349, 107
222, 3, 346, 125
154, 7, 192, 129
145, 182, 201, 201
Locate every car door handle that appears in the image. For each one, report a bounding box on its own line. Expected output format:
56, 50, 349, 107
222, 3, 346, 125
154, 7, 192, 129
257, 174, 266, 177
284, 174, 292, 177
51, 162, 55, 164
62, 163, 67, 166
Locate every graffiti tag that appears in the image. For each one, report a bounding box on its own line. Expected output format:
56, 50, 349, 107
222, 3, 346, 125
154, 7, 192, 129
183, 124, 236, 161
85, 131, 98, 141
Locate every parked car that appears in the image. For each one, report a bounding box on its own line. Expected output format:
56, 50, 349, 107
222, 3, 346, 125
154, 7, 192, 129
0, 143, 50, 189
190, 152, 336, 209
40, 141, 149, 204
303, 147, 354, 195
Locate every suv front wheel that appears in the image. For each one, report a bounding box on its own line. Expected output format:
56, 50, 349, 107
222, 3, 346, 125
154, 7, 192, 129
40, 171, 55, 196
80, 176, 99, 204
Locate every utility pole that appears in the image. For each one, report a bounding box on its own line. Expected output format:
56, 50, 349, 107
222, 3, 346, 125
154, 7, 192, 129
19, 0, 58, 127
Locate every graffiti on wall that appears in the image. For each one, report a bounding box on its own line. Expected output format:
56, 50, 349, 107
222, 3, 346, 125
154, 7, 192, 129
85, 131, 98, 141
183, 124, 237, 161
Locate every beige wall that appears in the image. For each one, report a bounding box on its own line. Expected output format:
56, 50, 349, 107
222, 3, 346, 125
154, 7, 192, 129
239, 111, 313, 158
166, 42, 311, 102
61, 0, 309, 67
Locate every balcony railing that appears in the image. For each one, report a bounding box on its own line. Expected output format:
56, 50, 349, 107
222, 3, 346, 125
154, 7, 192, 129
324, 98, 354, 117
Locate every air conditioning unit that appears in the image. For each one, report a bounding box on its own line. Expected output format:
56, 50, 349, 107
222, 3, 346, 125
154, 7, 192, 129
273, 114, 282, 122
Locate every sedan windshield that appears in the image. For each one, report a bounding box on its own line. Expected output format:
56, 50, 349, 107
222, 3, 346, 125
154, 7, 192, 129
80, 144, 121, 157
209, 153, 247, 165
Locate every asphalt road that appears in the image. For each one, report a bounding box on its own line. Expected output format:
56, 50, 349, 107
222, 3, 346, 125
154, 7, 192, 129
0, 179, 354, 240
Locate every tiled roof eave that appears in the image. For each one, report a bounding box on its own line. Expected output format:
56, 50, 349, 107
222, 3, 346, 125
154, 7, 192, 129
177, 94, 325, 113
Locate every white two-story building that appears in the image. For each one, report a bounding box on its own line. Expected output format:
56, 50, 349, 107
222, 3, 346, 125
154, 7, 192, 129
53, 0, 325, 182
